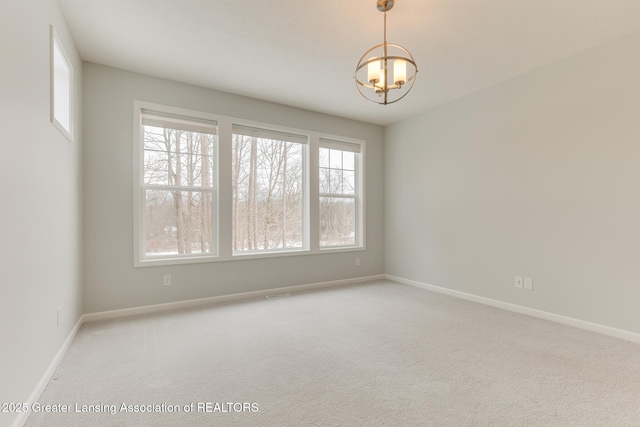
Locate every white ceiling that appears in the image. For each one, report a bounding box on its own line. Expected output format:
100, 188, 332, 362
59, 0, 640, 126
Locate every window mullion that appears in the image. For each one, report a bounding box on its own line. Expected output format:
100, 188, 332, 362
217, 118, 233, 258
308, 133, 320, 251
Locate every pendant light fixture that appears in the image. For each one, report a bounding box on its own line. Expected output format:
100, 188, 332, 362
354, 0, 418, 105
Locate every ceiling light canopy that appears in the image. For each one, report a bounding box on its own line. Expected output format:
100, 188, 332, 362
354, 0, 418, 105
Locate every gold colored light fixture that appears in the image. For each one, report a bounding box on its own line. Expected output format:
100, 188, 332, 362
354, 0, 418, 104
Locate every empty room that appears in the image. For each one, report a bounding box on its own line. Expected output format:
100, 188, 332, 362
3, 0, 640, 426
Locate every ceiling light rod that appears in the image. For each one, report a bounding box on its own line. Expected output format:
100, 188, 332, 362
354, 0, 418, 105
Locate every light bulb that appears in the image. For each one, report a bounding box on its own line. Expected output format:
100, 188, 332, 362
367, 58, 380, 84
394, 59, 407, 85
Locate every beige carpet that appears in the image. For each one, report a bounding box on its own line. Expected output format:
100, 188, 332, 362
25, 280, 640, 426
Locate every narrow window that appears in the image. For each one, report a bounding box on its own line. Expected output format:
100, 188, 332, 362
319, 139, 362, 247
139, 110, 218, 260
232, 125, 307, 254
50, 27, 73, 140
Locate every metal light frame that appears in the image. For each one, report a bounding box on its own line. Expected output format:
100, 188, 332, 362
354, 0, 418, 105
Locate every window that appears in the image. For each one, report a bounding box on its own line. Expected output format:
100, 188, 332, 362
134, 102, 364, 266
138, 109, 218, 262
50, 26, 73, 140
232, 125, 307, 254
319, 139, 362, 247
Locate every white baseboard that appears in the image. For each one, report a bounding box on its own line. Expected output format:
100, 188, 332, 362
386, 274, 640, 345
11, 317, 84, 427
12, 272, 638, 427
84, 274, 386, 322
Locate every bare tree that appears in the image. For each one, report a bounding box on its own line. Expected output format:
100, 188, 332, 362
232, 134, 303, 251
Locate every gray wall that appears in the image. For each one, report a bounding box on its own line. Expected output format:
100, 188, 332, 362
83, 63, 384, 314
0, 1, 83, 426
385, 30, 640, 334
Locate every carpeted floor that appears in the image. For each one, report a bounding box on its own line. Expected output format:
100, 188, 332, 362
25, 280, 640, 426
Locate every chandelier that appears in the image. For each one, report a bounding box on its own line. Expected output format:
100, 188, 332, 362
354, 0, 418, 105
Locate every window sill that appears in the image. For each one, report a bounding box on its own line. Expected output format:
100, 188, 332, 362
136, 254, 219, 268
134, 246, 365, 268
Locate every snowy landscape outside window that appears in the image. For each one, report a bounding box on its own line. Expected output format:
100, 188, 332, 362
232, 125, 307, 254
319, 140, 361, 247
140, 111, 218, 259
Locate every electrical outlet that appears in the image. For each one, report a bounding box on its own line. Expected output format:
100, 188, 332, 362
524, 277, 533, 290
163, 275, 171, 286
355, 257, 361, 266
57, 307, 61, 327
515, 276, 523, 289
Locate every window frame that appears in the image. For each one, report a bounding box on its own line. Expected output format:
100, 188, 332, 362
133, 101, 365, 267
231, 124, 309, 256
134, 102, 221, 266
318, 138, 364, 249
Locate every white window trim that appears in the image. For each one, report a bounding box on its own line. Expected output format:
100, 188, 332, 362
133, 101, 221, 267
50, 26, 73, 142
133, 101, 365, 267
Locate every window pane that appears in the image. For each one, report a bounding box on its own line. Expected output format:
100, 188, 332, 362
319, 146, 358, 196
319, 167, 331, 194
232, 132, 304, 253
343, 170, 355, 195
329, 169, 343, 193
319, 141, 361, 248
145, 190, 214, 256
343, 151, 355, 171
320, 197, 356, 247
143, 148, 175, 185
329, 149, 342, 169
143, 126, 215, 187
319, 147, 330, 168
52, 38, 71, 135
